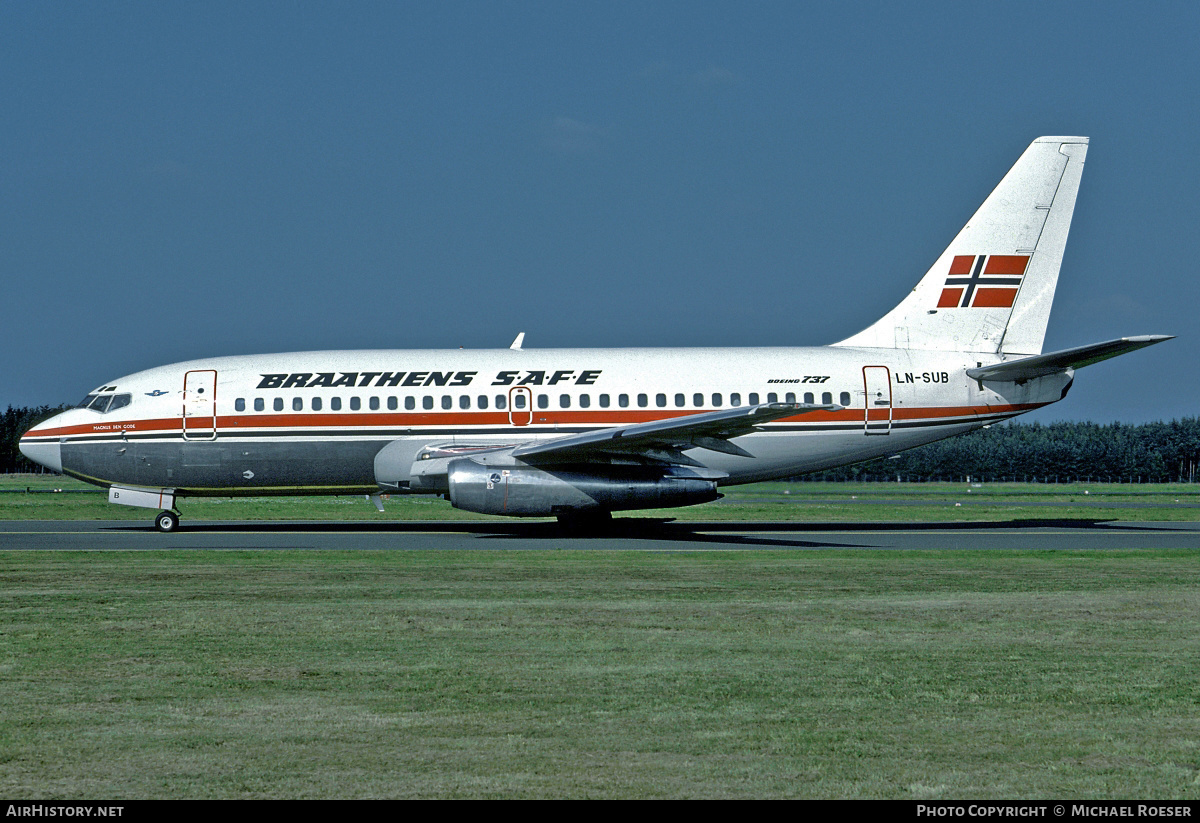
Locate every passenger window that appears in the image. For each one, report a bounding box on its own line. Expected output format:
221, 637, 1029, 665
312, 397, 322, 411
822, 392, 833, 405
637, 394, 648, 408
579, 394, 590, 408
369, 397, 380, 411
254, 398, 265, 412
235, 398, 246, 412
331, 397, 342, 411
560, 394, 571, 408
293, 397, 303, 412
441, 396, 452, 410
712, 393, 722, 407
537, 394, 549, 409
423, 396, 433, 410
674, 393, 685, 407
840, 392, 851, 406
274, 398, 284, 412
459, 395, 470, 409
496, 395, 507, 410
350, 397, 361, 411
478, 395, 489, 410
749, 393, 759, 405
388, 397, 398, 410
599, 394, 610, 408
802, 392, 812, 404
514, 394, 526, 409
730, 393, 741, 406
405, 396, 415, 410
655, 393, 666, 408
767, 393, 777, 403
619, 394, 629, 408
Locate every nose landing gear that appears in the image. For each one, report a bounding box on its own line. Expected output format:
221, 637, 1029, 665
107, 487, 182, 533
154, 510, 181, 533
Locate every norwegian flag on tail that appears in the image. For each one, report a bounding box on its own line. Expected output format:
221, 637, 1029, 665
937, 255, 1029, 309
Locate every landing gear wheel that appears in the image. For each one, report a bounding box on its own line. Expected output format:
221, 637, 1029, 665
154, 510, 180, 533
556, 510, 613, 533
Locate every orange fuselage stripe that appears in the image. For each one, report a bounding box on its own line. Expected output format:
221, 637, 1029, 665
23, 402, 1043, 440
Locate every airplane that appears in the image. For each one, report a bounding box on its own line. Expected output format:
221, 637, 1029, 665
19, 136, 1172, 532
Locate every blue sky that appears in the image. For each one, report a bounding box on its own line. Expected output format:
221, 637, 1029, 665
2, 1, 1195, 422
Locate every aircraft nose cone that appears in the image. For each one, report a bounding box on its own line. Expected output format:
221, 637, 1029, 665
19, 433, 62, 474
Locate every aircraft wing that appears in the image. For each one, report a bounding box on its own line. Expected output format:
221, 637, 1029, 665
966, 335, 1173, 384
511, 402, 838, 464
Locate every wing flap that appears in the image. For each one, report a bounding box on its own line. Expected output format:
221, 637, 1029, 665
966, 335, 1173, 383
511, 402, 839, 463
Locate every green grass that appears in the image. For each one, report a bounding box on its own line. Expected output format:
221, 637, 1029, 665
4, 475, 1200, 797
2, 549, 1200, 798
4, 474, 1200, 523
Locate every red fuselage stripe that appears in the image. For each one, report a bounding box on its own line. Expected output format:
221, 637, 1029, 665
23, 403, 1044, 440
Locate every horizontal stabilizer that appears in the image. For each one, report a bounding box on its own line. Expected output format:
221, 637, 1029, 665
966, 335, 1173, 383
512, 402, 839, 462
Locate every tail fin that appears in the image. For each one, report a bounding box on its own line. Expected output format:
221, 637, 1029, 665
834, 136, 1089, 355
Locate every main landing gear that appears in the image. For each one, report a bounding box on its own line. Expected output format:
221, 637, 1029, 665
555, 510, 614, 533
154, 510, 181, 533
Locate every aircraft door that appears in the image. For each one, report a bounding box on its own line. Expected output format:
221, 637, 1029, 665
182, 369, 218, 440
508, 386, 533, 426
863, 366, 892, 435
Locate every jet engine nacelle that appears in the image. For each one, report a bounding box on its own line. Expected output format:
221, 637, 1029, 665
446, 459, 721, 517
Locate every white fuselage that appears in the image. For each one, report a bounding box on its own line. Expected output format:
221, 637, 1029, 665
19, 136, 1165, 527
19, 345, 1071, 497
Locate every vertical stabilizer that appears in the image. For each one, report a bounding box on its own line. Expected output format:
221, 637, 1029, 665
833, 136, 1088, 355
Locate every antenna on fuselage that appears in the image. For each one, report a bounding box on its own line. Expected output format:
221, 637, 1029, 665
509, 332, 525, 351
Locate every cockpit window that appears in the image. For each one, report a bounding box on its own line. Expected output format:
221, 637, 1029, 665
76, 393, 132, 413
76, 394, 108, 412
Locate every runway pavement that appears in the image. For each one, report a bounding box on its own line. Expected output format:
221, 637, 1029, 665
3, 519, 1200, 551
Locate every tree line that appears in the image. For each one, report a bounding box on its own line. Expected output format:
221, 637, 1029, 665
807, 418, 1200, 483
2, 405, 71, 473
3, 404, 1200, 482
